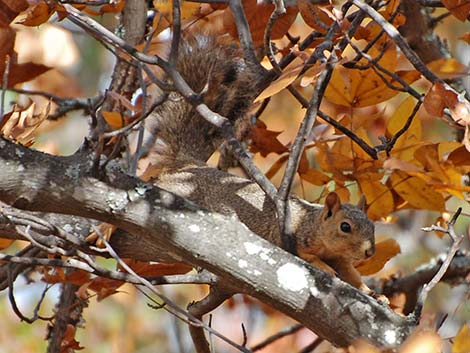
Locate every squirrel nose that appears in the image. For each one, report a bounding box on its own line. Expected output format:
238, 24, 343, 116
365, 247, 375, 258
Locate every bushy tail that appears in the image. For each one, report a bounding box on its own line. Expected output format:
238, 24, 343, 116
145, 35, 264, 168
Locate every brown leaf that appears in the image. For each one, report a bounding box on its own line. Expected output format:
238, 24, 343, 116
298, 1, 335, 33
356, 238, 401, 275
60, 325, 84, 352
423, 83, 470, 127
250, 120, 288, 157
441, 0, 470, 21
121, 260, 192, 277
0, 0, 28, 27
1, 101, 50, 145
223, 0, 298, 45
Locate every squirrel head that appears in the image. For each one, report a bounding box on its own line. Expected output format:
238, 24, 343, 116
312, 192, 375, 263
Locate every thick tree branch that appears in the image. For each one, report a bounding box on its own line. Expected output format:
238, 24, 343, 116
0, 137, 414, 348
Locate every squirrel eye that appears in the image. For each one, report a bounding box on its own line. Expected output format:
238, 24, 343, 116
340, 222, 351, 233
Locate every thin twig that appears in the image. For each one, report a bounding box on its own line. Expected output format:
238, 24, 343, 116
1, 55, 11, 122
414, 208, 465, 318
251, 324, 303, 351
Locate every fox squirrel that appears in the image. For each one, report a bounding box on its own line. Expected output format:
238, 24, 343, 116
144, 35, 375, 291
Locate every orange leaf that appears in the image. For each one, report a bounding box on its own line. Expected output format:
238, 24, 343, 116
122, 260, 192, 277
223, 0, 298, 45
298, 1, 335, 33
250, 120, 288, 157
427, 58, 470, 80
299, 168, 331, 186
441, 0, 470, 21
447, 145, 470, 166
459, 32, 470, 44
0, 0, 28, 26
356, 238, 401, 275
102, 111, 126, 129
453, 324, 470, 353
99, 0, 125, 14
15, 1, 56, 26
265, 155, 288, 180
0, 238, 14, 250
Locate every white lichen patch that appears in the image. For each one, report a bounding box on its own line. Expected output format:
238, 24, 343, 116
15, 149, 24, 158
106, 191, 128, 212
277, 263, 308, 292
244, 242, 263, 255
309, 285, 320, 297
244, 242, 277, 265
188, 224, 200, 233
384, 330, 396, 345
238, 259, 248, 268
253, 270, 262, 276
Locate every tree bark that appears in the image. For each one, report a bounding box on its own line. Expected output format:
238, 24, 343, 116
0, 137, 416, 348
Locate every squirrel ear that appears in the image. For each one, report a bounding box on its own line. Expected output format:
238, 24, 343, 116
324, 192, 341, 218
357, 195, 367, 212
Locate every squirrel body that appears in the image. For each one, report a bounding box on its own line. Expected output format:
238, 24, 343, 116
146, 34, 375, 290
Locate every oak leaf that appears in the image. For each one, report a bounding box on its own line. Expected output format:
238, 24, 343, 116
441, 0, 470, 21
250, 120, 288, 157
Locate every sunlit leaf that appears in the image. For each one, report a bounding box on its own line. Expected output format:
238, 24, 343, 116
390, 171, 445, 211
325, 47, 420, 107
356, 238, 401, 275
357, 174, 394, 220
386, 97, 422, 162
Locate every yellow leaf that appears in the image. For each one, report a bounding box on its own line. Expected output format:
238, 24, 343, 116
387, 97, 422, 161
390, 171, 445, 211
356, 238, 400, 275
357, 174, 394, 220
428, 58, 470, 80
453, 324, 470, 353
325, 46, 420, 107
